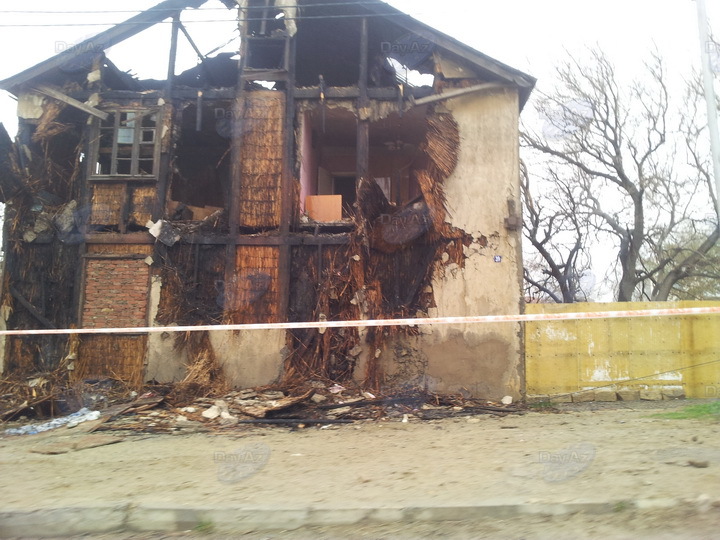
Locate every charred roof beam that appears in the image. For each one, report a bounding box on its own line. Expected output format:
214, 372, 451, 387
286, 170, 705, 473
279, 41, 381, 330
0, 0, 212, 92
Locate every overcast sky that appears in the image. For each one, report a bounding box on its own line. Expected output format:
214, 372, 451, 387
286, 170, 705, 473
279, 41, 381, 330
1, 0, 718, 137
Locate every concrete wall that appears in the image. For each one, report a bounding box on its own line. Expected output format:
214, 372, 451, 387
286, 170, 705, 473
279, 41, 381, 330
209, 330, 286, 388
145, 276, 187, 383
144, 276, 285, 388
382, 89, 524, 400
526, 301, 720, 400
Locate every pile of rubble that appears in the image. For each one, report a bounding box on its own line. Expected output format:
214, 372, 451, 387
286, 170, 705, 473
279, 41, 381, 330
1, 382, 525, 437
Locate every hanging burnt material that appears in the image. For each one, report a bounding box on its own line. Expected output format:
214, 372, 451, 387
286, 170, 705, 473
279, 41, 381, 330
156, 244, 226, 326
370, 199, 432, 254
282, 109, 461, 391
169, 330, 228, 400
32, 101, 72, 142
284, 245, 360, 384
358, 110, 460, 390
415, 111, 460, 231
156, 244, 227, 397
1, 98, 85, 378
0, 123, 24, 201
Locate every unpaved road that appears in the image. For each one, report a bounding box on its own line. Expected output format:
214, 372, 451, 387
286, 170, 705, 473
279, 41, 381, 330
1, 400, 719, 539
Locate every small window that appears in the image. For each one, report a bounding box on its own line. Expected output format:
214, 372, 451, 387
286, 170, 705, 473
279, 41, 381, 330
93, 109, 158, 177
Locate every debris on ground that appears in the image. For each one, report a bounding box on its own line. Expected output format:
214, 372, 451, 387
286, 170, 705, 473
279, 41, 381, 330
3, 407, 100, 436
0, 375, 525, 437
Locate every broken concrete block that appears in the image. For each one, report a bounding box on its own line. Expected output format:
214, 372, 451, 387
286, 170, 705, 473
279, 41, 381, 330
572, 391, 595, 402
640, 389, 663, 401
549, 394, 573, 403
617, 389, 640, 401
501, 396, 513, 405
662, 388, 685, 399
219, 411, 238, 426
595, 389, 618, 402
214, 400, 229, 413
201, 406, 221, 419
526, 394, 549, 403
54, 200, 77, 234
147, 219, 180, 246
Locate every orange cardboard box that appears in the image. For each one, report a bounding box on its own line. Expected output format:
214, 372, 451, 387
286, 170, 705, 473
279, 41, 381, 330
306, 195, 342, 222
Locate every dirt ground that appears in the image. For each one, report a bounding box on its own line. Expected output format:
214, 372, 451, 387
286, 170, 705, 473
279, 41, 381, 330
1, 399, 719, 539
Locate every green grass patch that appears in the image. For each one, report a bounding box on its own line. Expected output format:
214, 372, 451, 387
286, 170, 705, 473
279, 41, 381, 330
527, 400, 558, 412
194, 519, 215, 534
652, 400, 720, 420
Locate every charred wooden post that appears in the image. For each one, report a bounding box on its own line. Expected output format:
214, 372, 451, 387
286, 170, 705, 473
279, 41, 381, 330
356, 17, 370, 199
155, 13, 181, 222
225, 0, 249, 313
278, 36, 298, 322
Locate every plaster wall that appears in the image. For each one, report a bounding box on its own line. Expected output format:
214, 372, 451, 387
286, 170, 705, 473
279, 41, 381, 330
145, 276, 188, 383
209, 329, 286, 387
415, 89, 524, 399
144, 276, 285, 388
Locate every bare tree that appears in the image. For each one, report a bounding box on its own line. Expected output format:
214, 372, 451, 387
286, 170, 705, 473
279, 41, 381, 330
522, 49, 719, 302
521, 160, 592, 303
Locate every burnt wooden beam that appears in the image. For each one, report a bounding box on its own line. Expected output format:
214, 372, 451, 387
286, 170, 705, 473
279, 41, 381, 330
407, 82, 509, 109
0, 0, 211, 91
277, 35, 298, 323
356, 17, 370, 201
84, 233, 155, 244
236, 418, 354, 425
294, 87, 399, 100
224, 0, 250, 312
82, 254, 149, 260
153, 14, 181, 223
178, 22, 220, 87
78, 232, 351, 246
9, 286, 56, 329
241, 70, 289, 81
166, 14, 181, 91
171, 88, 234, 100
119, 183, 129, 234
359, 17, 369, 101
32, 85, 109, 121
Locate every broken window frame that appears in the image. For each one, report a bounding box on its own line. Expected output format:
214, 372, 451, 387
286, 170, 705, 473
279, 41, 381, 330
89, 108, 161, 179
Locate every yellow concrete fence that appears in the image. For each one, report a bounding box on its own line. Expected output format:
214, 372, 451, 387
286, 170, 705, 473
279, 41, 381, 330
525, 301, 720, 399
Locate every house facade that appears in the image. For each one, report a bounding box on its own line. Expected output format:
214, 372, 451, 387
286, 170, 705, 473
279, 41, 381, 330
0, 0, 535, 399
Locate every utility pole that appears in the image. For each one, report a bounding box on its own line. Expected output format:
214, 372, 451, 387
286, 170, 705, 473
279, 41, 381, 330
696, 0, 720, 221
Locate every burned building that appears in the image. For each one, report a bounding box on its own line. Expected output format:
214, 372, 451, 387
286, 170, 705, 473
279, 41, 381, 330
0, 0, 535, 399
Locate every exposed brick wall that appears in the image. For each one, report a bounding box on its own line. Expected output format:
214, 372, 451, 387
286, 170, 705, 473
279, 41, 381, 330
82, 259, 149, 328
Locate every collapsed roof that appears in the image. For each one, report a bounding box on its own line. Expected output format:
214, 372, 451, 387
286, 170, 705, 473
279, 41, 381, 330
0, 0, 535, 106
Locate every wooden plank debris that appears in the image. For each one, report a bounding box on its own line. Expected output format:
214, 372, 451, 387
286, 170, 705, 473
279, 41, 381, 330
239, 389, 315, 418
